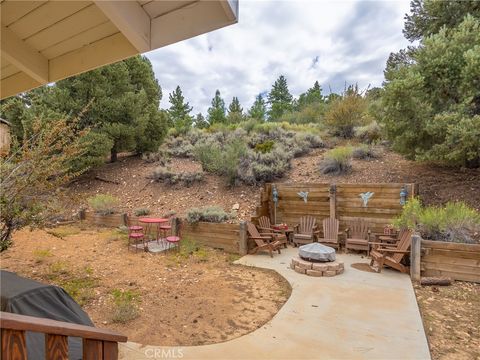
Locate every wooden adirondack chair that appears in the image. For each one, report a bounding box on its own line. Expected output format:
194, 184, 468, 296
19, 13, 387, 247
247, 222, 282, 258
293, 216, 319, 247
345, 218, 371, 255
369, 229, 413, 273
258, 216, 288, 248
317, 218, 340, 249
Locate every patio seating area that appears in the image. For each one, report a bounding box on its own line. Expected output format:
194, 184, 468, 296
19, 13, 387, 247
120, 248, 431, 359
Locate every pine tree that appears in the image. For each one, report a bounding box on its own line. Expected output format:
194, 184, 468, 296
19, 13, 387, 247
248, 94, 267, 121
207, 90, 226, 124
2, 55, 167, 164
167, 86, 193, 125
194, 113, 209, 129
227, 96, 244, 124
297, 81, 324, 109
267, 75, 293, 121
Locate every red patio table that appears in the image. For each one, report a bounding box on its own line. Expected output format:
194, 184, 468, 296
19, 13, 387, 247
138, 218, 168, 243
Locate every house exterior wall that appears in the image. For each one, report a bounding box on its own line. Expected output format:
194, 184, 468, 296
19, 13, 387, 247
0, 122, 11, 156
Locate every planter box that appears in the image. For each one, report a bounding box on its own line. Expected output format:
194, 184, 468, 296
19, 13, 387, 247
421, 240, 480, 283
82, 211, 126, 227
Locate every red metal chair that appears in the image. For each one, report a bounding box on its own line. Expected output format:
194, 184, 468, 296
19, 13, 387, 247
128, 226, 145, 252
166, 218, 181, 251
126, 215, 143, 232
158, 217, 174, 244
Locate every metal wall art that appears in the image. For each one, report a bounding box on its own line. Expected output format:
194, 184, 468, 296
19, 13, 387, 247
359, 192, 374, 207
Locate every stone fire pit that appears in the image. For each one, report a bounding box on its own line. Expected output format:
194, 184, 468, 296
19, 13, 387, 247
291, 243, 344, 277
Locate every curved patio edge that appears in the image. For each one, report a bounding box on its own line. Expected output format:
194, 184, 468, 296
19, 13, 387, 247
120, 248, 431, 360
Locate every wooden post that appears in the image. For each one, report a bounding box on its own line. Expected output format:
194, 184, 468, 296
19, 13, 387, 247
239, 221, 247, 256
410, 234, 421, 282
122, 213, 128, 226
329, 184, 336, 219
79, 209, 86, 221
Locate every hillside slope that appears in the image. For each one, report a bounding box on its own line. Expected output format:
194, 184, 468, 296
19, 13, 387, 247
65, 147, 480, 220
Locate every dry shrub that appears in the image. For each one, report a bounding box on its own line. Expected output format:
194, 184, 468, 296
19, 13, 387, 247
149, 167, 204, 186
319, 146, 353, 175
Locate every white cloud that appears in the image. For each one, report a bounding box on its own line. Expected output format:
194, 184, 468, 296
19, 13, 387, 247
145, 0, 411, 114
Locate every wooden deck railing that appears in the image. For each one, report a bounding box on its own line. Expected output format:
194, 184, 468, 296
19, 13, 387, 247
0, 312, 127, 360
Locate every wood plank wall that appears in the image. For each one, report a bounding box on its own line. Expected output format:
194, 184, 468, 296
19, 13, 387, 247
421, 240, 480, 283
254, 182, 416, 236
182, 222, 239, 254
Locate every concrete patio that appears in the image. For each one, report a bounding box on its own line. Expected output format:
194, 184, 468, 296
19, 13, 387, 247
120, 248, 431, 360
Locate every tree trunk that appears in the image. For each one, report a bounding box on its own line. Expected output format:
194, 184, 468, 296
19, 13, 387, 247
110, 145, 118, 163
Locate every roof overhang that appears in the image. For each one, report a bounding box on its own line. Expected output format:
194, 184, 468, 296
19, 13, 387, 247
0, 0, 239, 99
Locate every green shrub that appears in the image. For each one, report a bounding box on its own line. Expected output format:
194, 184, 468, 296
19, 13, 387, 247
134, 208, 150, 216
149, 167, 204, 186
352, 144, 380, 160
194, 143, 223, 173
354, 121, 382, 143
295, 132, 324, 149
393, 197, 423, 230
324, 87, 368, 138
87, 194, 118, 215
394, 198, 480, 243
238, 147, 292, 184
110, 289, 140, 324
319, 146, 353, 175
186, 206, 232, 224
254, 140, 275, 153
223, 139, 248, 186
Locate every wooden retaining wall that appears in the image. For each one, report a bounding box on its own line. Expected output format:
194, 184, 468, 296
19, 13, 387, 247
421, 240, 480, 283
182, 222, 240, 254
80, 211, 242, 254
254, 183, 417, 235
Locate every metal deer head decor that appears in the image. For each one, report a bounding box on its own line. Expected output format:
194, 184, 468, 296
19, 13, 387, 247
298, 191, 309, 203
359, 192, 374, 207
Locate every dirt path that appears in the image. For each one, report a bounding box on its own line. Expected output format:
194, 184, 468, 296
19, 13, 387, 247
0, 226, 291, 346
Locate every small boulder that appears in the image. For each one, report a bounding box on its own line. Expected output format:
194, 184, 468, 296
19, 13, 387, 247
231, 203, 240, 210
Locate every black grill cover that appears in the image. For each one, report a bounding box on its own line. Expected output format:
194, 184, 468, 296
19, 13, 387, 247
1, 270, 94, 359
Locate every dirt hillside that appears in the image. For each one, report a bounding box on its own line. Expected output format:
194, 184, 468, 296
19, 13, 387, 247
65, 147, 480, 219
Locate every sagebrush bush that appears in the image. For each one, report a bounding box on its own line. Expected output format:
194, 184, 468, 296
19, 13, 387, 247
295, 132, 324, 148
87, 194, 118, 215
186, 206, 232, 224
394, 198, 480, 244
352, 144, 380, 160
354, 121, 382, 143
223, 139, 248, 186
149, 167, 204, 186
134, 208, 150, 216
110, 289, 140, 324
238, 147, 292, 184
319, 146, 353, 175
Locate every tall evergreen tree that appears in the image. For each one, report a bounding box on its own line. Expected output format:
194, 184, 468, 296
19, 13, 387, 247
227, 96, 244, 124
167, 86, 192, 124
207, 90, 226, 124
403, 0, 480, 41
248, 94, 267, 121
2, 55, 167, 164
167, 85, 193, 133
267, 75, 293, 121
297, 81, 324, 109
194, 113, 209, 129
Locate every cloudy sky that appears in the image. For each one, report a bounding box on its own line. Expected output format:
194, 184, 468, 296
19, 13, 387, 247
145, 0, 411, 115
